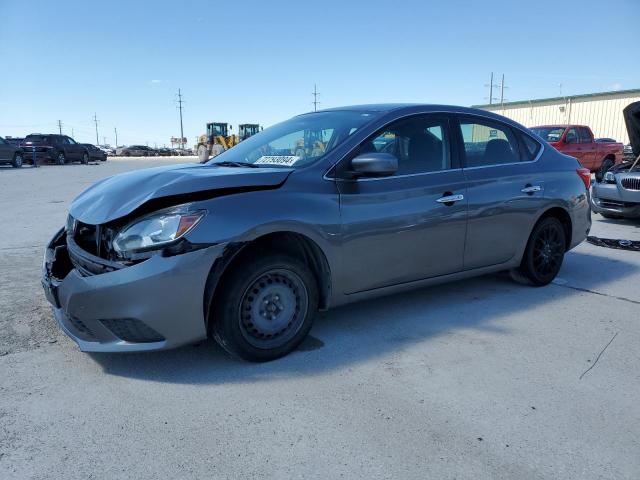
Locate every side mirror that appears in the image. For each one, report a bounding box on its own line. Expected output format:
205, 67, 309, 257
351, 152, 398, 177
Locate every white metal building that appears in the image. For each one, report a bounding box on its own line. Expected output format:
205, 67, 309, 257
474, 88, 640, 144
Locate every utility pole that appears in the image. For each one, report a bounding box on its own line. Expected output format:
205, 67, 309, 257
499, 74, 507, 106
72, 128, 74, 138
312, 84, 320, 111
484, 73, 499, 105
103, 136, 106, 146
57, 120, 62, 134
114, 127, 118, 147
176, 89, 185, 149
93, 113, 99, 145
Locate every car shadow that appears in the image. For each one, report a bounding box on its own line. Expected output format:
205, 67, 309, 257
594, 216, 640, 229
89, 249, 638, 384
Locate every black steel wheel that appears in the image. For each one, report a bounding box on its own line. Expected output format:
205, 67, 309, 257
212, 253, 318, 362
511, 217, 566, 286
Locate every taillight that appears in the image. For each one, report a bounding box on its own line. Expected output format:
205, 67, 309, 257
577, 167, 591, 190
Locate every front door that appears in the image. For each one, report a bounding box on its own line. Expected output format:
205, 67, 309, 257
561, 127, 587, 167
0, 138, 10, 162
337, 114, 468, 294
65, 136, 82, 160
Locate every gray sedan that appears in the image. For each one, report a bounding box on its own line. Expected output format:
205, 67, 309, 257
42, 104, 591, 361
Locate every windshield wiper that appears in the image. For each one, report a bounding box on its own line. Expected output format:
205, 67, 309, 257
213, 161, 261, 168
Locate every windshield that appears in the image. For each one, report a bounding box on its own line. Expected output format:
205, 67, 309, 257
206, 110, 380, 168
530, 127, 565, 143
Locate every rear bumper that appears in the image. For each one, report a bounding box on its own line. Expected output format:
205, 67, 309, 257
42, 228, 225, 352
24, 149, 55, 161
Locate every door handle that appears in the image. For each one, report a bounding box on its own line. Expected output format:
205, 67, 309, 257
521, 185, 542, 194
436, 194, 464, 204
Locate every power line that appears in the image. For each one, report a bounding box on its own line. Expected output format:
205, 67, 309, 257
499, 73, 508, 106
484, 72, 499, 105
176, 89, 185, 149
92, 113, 99, 145
312, 84, 320, 111
484, 73, 508, 106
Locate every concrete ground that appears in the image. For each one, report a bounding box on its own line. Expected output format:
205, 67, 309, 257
0, 158, 638, 479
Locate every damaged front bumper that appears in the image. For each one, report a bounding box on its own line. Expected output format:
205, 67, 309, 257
592, 180, 640, 218
42, 227, 225, 352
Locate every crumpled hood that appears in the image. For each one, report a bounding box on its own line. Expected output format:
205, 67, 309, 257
69, 163, 293, 224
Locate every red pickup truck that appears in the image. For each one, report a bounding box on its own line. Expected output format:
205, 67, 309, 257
530, 125, 623, 174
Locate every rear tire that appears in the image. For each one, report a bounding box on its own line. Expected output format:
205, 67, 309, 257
81, 151, 89, 164
211, 253, 318, 362
56, 152, 66, 165
11, 152, 23, 168
510, 217, 566, 286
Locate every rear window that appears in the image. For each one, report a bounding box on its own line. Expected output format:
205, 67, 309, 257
24, 135, 51, 144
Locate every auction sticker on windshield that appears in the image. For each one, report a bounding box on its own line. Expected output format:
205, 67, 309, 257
255, 156, 300, 166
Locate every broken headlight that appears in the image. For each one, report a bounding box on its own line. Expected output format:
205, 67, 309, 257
112, 207, 205, 254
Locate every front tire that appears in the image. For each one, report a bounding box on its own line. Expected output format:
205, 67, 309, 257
197, 144, 209, 163
11, 152, 23, 168
511, 217, 566, 286
81, 151, 89, 164
212, 253, 318, 362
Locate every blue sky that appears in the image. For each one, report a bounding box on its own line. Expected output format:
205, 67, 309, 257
0, 0, 637, 147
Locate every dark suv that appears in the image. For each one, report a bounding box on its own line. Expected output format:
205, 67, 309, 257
21, 134, 90, 165
0, 136, 24, 167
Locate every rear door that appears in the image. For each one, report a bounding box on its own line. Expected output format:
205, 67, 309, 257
578, 127, 596, 169
455, 115, 546, 269
337, 113, 468, 293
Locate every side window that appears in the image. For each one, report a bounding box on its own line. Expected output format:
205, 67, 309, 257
361, 115, 451, 175
579, 127, 593, 143
565, 128, 578, 144
0, 138, 5, 145
518, 132, 542, 161
459, 119, 520, 167
66, 137, 76, 145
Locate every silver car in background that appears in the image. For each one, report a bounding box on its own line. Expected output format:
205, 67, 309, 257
592, 101, 640, 218
42, 104, 591, 362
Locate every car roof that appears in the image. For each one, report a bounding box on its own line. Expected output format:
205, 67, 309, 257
315, 103, 507, 115
303, 103, 536, 133
531, 125, 589, 129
